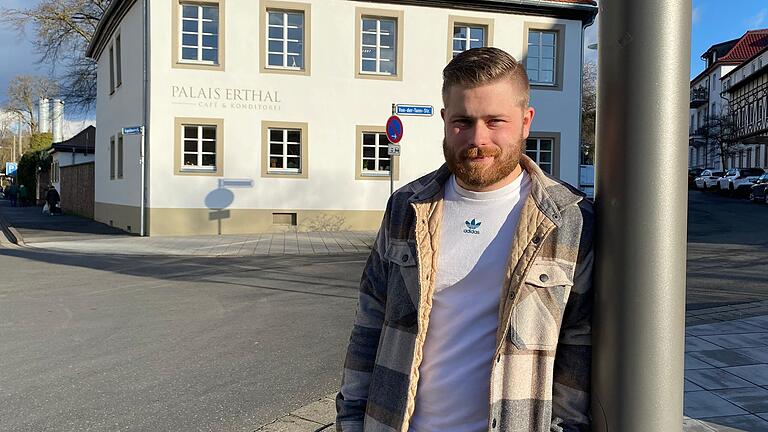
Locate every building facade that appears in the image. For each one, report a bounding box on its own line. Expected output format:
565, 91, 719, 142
87, 0, 596, 236
689, 29, 768, 170
722, 45, 768, 169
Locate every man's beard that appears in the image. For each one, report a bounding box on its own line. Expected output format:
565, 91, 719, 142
443, 137, 523, 190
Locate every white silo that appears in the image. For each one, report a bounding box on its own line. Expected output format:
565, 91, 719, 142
38, 98, 50, 133
51, 99, 64, 143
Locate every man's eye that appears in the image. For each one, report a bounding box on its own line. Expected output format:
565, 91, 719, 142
454, 119, 471, 127
488, 119, 504, 125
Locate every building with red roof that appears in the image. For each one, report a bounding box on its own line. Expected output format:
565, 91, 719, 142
689, 29, 768, 170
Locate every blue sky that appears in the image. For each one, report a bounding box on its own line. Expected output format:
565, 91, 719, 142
0, 1, 766, 111
691, 0, 768, 77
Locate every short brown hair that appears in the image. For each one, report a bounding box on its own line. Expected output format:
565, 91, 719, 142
442, 47, 530, 108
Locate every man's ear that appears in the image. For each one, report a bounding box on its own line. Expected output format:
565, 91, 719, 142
522, 106, 535, 139
440, 108, 446, 120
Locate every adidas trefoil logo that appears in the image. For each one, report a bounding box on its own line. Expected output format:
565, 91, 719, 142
463, 218, 481, 235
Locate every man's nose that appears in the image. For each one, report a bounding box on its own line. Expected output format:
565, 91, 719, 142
468, 122, 492, 147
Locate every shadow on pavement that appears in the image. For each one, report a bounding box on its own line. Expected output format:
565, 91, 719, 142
0, 247, 363, 300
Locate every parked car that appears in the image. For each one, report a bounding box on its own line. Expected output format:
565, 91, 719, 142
718, 168, 765, 196
695, 169, 724, 190
688, 168, 704, 188
750, 172, 768, 203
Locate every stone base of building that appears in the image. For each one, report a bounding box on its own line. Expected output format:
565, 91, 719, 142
95, 202, 384, 236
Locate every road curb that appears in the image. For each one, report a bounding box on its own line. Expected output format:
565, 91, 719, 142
254, 394, 336, 432
0, 210, 23, 245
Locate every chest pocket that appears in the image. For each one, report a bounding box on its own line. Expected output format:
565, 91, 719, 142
510, 260, 574, 351
384, 241, 419, 327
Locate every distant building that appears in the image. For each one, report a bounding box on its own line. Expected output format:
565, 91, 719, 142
689, 29, 768, 169
86, 0, 597, 235
49, 125, 96, 217
721, 43, 768, 169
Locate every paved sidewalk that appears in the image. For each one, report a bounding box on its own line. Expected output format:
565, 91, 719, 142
260, 302, 768, 432
0, 199, 376, 256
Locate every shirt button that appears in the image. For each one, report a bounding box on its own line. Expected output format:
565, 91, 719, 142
532, 235, 541, 244
496, 354, 501, 363
492, 418, 497, 428
402, 254, 409, 262
540, 274, 549, 283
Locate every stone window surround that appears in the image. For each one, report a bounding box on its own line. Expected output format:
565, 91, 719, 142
259, 0, 312, 76
260, 120, 309, 179
172, 0, 226, 72
355, 7, 404, 81
446, 15, 494, 63
173, 117, 225, 177
523, 22, 566, 91
526, 132, 561, 177
355, 125, 400, 181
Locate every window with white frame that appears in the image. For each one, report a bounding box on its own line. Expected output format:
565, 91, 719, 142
360, 17, 397, 75
182, 124, 217, 171
266, 10, 304, 70
527, 29, 557, 85
526, 137, 554, 175
180, 3, 219, 64
452, 24, 485, 57
267, 128, 302, 173
361, 131, 391, 175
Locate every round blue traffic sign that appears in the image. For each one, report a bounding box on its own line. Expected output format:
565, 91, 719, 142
386, 115, 404, 144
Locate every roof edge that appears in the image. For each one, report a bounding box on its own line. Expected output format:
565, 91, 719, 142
362, 0, 597, 23
721, 44, 768, 81
86, 0, 138, 60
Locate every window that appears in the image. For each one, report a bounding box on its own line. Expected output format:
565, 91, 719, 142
525, 134, 561, 176
355, 125, 399, 180
109, 44, 115, 94
117, 134, 124, 179
115, 34, 122, 88
173, 1, 224, 70
261, 2, 311, 75
525, 24, 564, 89
261, 121, 308, 178
355, 8, 403, 80
447, 16, 493, 61
453, 25, 485, 57
109, 136, 116, 179
174, 117, 224, 176
527, 30, 556, 85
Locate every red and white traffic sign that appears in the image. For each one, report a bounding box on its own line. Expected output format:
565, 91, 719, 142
386, 115, 404, 144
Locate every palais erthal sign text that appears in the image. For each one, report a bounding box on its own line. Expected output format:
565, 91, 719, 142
171, 85, 282, 111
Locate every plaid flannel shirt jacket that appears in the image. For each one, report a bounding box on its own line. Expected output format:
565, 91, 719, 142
336, 156, 594, 432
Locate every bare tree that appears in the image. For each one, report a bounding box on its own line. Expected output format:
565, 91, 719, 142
5, 75, 59, 134
581, 60, 597, 165
2, 0, 111, 112
700, 112, 739, 169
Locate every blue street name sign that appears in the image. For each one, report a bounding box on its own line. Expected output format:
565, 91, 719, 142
122, 126, 143, 135
396, 104, 434, 116
5, 162, 17, 176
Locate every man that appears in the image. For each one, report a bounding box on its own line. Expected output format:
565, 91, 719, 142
336, 47, 593, 432
45, 185, 61, 215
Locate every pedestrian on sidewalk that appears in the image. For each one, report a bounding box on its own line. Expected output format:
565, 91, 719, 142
45, 185, 61, 215
336, 48, 594, 432
8, 181, 18, 207
18, 184, 28, 207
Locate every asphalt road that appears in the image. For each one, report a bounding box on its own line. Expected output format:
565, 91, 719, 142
0, 189, 765, 431
0, 250, 365, 431
686, 189, 768, 310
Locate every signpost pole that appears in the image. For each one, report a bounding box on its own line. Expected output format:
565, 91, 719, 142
140, 126, 146, 237
390, 104, 395, 196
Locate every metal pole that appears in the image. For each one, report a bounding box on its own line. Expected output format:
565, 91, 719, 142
17, 115, 22, 158
140, 126, 146, 236
390, 103, 395, 196
592, 0, 690, 431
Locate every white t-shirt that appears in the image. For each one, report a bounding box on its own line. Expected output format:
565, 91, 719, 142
409, 171, 531, 432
